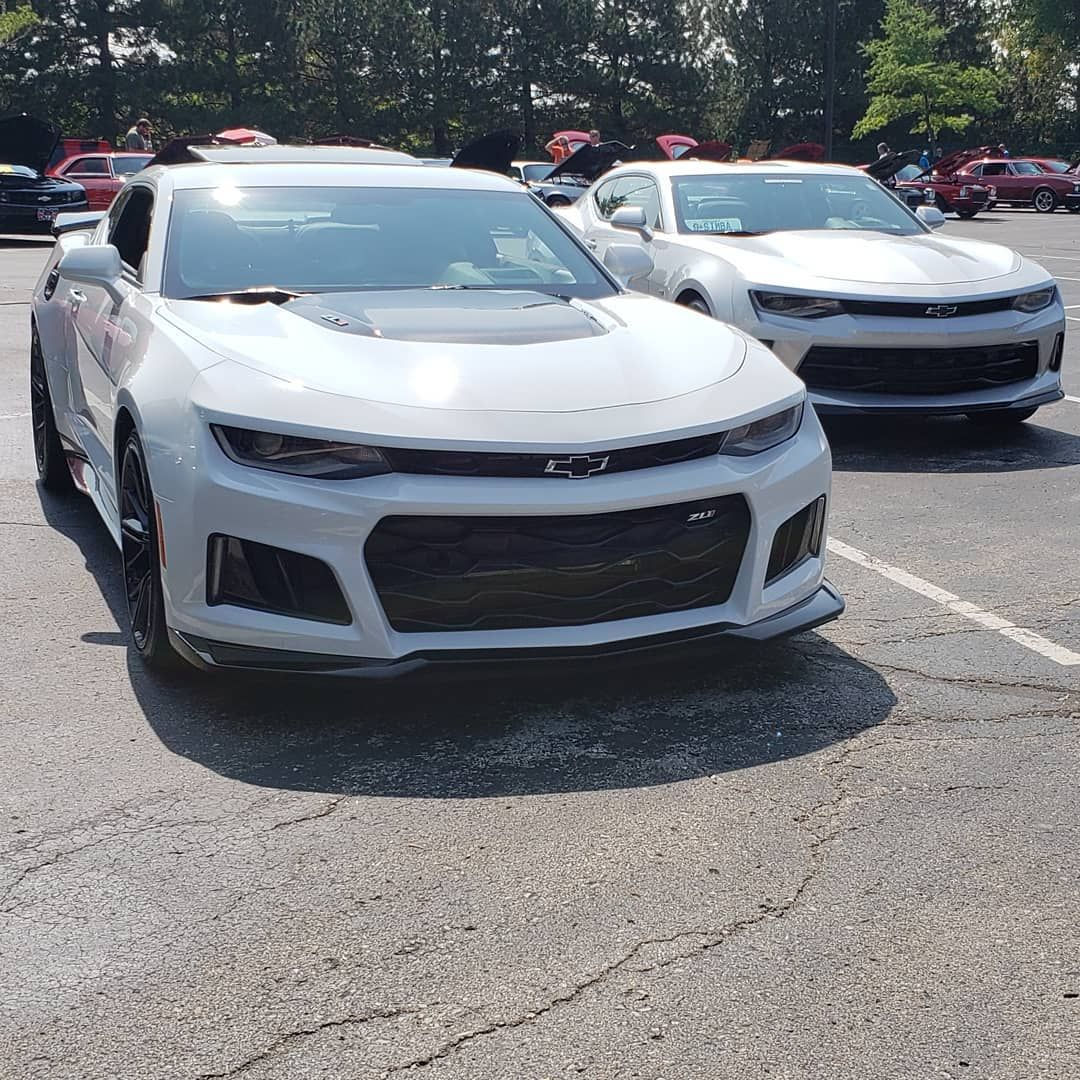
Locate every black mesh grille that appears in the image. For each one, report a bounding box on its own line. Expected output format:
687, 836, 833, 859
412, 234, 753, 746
380, 432, 726, 479
838, 296, 1014, 318
365, 497, 751, 633
799, 342, 1039, 395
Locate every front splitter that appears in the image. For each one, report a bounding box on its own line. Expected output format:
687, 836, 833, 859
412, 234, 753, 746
168, 581, 845, 679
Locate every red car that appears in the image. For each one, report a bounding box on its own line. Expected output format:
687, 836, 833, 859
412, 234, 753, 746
956, 155, 1080, 213
47, 151, 152, 210
894, 147, 994, 217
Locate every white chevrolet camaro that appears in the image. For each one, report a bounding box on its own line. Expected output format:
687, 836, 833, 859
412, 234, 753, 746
559, 160, 1066, 424
30, 147, 842, 675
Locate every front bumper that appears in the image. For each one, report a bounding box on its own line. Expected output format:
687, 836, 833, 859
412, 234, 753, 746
169, 581, 845, 678
0, 201, 89, 234
1065, 194, 1080, 211
154, 412, 836, 671
748, 303, 1065, 415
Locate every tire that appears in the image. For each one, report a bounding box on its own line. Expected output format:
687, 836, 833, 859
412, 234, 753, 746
1033, 188, 1057, 213
957, 210, 978, 219
546, 195, 571, 207
965, 406, 1038, 426
679, 293, 711, 316
1068, 207, 1080, 214
30, 328, 74, 493
934, 195, 951, 215
118, 432, 181, 671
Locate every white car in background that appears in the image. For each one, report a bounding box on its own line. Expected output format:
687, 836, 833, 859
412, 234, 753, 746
30, 147, 842, 675
560, 160, 1065, 425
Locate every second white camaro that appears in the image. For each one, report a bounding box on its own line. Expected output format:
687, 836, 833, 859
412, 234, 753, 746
558, 160, 1065, 425
31, 147, 841, 675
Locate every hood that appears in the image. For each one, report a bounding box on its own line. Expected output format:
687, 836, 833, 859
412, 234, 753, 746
932, 146, 994, 178
147, 134, 244, 166
451, 130, 520, 175
770, 142, 825, 163
688, 231, 1023, 287
0, 113, 60, 173
216, 127, 277, 146
863, 149, 921, 181
657, 134, 697, 159
546, 141, 629, 182
164, 291, 748, 415
687, 140, 733, 163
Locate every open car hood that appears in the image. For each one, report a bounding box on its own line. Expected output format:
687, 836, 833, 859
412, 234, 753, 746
932, 146, 994, 178
863, 149, 921, 181
770, 142, 825, 163
0, 113, 60, 173
687, 140, 733, 162
450, 130, 520, 175
657, 134, 697, 159
147, 134, 244, 166
546, 141, 629, 183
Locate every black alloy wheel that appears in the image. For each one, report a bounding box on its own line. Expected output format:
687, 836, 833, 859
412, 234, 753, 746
965, 406, 1038, 426
30, 328, 73, 492
119, 432, 180, 670
1033, 188, 1057, 213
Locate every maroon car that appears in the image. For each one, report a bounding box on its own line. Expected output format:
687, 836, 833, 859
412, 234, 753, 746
895, 147, 994, 218
47, 151, 152, 210
956, 155, 1080, 213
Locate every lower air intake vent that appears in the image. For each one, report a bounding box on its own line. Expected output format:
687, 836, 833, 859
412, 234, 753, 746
207, 534, 351, 625
766, 497, 826, 586
365, 497, 751, 632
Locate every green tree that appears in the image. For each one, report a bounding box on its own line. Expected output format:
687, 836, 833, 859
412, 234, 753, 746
854, 0, 999, 146
0, 3, 37, 42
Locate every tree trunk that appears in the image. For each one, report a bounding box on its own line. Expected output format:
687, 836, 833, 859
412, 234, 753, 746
95, 0, 115, 142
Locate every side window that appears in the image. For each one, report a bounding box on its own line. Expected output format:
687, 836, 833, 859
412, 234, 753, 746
614, 176, 663, 229
593, 178, 621, 219
68, 157, 109, 176
982, 163, 1006, 176
108, 186, 154, 281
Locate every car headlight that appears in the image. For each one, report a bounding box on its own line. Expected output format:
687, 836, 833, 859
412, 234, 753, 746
212, 425, 391, 479
1073, 182, 1080, 194
751, 291, 844, 318
719, 404, 804, 456
958, 186, 970, 198
1012, 287, 1057, 313
924, 188, 935, 203
989, 186, 997, 197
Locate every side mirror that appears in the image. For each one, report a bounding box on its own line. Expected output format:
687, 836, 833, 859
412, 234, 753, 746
603, 242, 654, 286
57, 244, 124, 303
916, 206, 946, 230
610, 205, 653, 241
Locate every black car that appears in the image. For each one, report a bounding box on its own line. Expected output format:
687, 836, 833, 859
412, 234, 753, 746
0, 113, 88, 234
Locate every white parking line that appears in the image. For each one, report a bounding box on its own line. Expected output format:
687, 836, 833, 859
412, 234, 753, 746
1064, 395, 1080, 404
827, 537, 1080, 667
0, 411, 30, 421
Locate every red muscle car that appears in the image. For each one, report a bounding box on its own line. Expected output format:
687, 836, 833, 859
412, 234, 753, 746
47, 151, 152, 210
894, 147, 995, 217
955, 155, 1080, 213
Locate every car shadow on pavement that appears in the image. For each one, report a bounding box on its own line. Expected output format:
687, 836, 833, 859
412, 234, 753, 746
823, 413, 1080, 473
39, 486, 896, 799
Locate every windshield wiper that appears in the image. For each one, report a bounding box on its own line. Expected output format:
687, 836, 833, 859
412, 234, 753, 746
183, 286, 307, 305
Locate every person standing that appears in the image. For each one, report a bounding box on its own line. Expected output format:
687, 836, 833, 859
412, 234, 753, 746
125, 118, 153, 151
876, 141, 890, 159
919, 148, 931, 170
589, 129, 601, 147
545, 134, 572, 163
997, 142, 1010, 158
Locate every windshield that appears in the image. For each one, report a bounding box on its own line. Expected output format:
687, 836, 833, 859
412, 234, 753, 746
522, 163, 554, 182
114, 155, 152, 176
895, 164, 925, 181
671, 172, 925, 236
0, 164, 38, 179
163, 186, 615, 301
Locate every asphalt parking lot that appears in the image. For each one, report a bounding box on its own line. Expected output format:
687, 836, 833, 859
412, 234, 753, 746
2, 210, 1079, 1080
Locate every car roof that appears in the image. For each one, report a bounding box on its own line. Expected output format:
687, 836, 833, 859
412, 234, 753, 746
144, 159, 525, 193
191, 145, 419, 166
605, 159, 868, 178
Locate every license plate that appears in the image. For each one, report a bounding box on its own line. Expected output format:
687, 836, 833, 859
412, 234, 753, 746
37, 208, 57, 221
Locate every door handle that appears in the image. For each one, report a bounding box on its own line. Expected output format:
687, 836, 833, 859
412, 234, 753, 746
69, 288, 87, 304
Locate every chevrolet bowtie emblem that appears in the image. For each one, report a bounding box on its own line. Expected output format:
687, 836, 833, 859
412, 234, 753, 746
925, 304, 958, 317
544, 454, 610, 478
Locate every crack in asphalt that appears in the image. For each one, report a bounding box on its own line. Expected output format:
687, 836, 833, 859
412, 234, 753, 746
194, 1007, 422, 1079
380, 730, 875, 1076
268, 796, 349, 831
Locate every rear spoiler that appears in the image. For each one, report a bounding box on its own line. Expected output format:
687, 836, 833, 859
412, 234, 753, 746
52, 210, 106, 237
